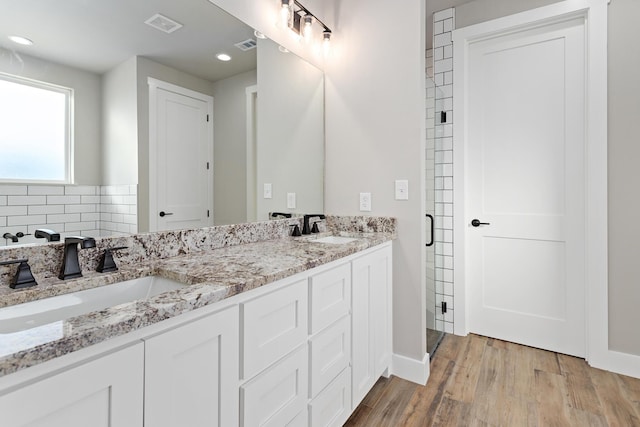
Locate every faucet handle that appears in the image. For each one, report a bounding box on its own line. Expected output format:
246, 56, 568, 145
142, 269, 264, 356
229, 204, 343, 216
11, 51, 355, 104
311, 222, 320, 233
0, 259, 38, 289
289, 224, 302, 237
97, 246, 128, 273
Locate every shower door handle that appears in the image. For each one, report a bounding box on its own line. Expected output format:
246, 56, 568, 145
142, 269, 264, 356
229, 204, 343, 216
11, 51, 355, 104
425, 214, 434, 247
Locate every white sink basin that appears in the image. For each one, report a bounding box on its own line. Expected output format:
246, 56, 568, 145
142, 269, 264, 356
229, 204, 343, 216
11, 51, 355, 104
0, 276, 186, 334
312, 236, 359, 244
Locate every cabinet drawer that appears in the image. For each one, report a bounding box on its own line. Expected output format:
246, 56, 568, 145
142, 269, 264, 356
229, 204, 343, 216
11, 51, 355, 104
240, 345, 308, 427
309, 263, 351, 334
241, 279, 308, 380
309, 314, 351, 398
309, 367, 352, 427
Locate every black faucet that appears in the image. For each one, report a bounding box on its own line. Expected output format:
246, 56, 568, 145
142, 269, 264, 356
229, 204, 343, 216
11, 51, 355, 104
0, 258, 38, 289
34, 228, 61, 242
271, 212, 293, 219
302, 214, 326, 235
59, 236, 96, 280
3, 233, 18, 243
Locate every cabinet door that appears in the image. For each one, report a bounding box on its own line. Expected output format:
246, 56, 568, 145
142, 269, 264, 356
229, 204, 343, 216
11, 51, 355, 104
351, 244, 392, 408
0, 343, 144, 427
309, 367, 352, 427
241, 279, 308, 380
309, 263, 351, 335
240, 345, 308, 427
309, 314, 350, 398
144, 306, 239, 427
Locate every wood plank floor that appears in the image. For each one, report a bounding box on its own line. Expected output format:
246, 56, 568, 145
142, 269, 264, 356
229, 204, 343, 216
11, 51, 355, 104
345, 334, 640, 426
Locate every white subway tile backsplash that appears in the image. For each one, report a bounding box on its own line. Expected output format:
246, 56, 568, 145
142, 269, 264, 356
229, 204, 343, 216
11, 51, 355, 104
444, 71, 453, 85
28, 205, 65, 215
122, 214, 136, 225
8, 214, 46, 226
0, 185, 28, 195
444, 177, 453, 190
28, 186, 64, 195
444, 204, 453, 217
47, 195, 81, 205
65, 185, 97, 195
443, 45, 453, 59
65, 221, 97, 232
8, 195, 47, 206
81, 213, 100, 222
48, 213, 81, 224
0, 205, 28, 216
435, 58, 453, 74
443, 255, 454, 270
81, 195, 101, 204
65, 204, 96, 214
0, 196, 6, 206
443, 18, 454, 33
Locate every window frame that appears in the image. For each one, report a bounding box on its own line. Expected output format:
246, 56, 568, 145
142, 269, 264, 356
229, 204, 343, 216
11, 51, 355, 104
0, 72, 74, 184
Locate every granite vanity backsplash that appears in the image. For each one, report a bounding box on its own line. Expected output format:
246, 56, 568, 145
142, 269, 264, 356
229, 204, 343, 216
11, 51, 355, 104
0, 215, 396, 302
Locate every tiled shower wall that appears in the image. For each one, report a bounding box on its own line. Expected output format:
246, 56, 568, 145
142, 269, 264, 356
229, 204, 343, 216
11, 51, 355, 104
432, 8, 455, 334
0, 184, 137, 245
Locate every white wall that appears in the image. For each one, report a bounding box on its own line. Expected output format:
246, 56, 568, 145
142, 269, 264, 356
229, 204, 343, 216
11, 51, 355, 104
256, 39, 324, 220
0, 48, 102, 184
212, 69, 257, 225
102, 56, 138, 186
324, 0, 427, 361
607, 0, 640, 357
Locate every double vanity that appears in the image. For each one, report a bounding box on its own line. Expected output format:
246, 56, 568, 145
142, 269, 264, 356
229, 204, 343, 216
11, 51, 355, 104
0, 216, 395, 427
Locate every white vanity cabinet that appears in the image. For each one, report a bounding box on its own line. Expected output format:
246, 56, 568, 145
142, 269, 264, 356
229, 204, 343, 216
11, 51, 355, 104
144, 305, 239, 427
0, 343, 144, 427
351, 243, 393, 409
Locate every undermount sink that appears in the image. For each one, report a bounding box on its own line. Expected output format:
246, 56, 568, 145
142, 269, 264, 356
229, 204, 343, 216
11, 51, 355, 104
0, 276, 187, 334
312, 236, 359, 244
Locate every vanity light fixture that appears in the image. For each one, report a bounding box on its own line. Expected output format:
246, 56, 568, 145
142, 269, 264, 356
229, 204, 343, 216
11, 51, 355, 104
216, 53, 232, 61
8, 35, 33, 46
278, 0, 332, 51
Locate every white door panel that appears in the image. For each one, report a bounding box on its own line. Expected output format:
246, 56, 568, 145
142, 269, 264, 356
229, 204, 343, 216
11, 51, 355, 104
150, 80, 213, 231
466, 18, 586, 356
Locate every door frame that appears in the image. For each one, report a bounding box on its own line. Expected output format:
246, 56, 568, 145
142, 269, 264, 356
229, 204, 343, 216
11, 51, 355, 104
148, 77, 214, 232
452, 1, 611, 370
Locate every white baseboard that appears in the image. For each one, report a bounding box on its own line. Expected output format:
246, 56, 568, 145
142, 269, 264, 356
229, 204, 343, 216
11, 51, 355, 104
592, 350, 640, 379
391, 353, 430, 385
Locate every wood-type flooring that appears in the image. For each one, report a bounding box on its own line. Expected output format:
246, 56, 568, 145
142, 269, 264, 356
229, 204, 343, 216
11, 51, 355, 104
345, 334, 640, 426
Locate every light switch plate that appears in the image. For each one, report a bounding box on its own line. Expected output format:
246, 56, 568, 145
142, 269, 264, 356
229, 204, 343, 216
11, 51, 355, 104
287, 192, 296, 209
263, 183, 272, 199
395, 180, 409, 200
359, 192, 371, 211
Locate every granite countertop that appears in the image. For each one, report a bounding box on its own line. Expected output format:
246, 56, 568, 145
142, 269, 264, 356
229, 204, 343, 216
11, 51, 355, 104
0, 231, 394, 378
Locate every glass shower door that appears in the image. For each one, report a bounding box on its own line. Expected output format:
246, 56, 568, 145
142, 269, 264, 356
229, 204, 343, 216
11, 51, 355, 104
426, 76, 444, 357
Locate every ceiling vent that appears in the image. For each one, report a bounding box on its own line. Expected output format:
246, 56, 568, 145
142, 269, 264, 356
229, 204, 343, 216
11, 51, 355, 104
234, 39, 257, 51
144, 13, 183, 34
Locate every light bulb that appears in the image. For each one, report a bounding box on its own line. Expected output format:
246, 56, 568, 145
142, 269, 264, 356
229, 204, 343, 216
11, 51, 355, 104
322, 31, 331, 56
303, 15, 314, 42
280, 0, 291, 29
8, 35, 33, 46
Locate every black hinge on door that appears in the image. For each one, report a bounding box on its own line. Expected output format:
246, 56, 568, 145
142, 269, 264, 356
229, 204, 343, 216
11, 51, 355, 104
206, 162, 210, 170
441, 301, 447, 314
206, 114, 209, 122
440, 111, 447, 124
207, 210, 210, 218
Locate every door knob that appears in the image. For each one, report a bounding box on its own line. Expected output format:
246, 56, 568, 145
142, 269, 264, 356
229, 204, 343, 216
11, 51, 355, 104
159, 211, 174, 217
471, 219, 490, 227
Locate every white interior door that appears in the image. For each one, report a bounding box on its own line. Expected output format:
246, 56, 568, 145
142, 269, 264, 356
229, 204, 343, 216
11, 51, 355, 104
150, 79, 213, 231
465, 17, 586, 357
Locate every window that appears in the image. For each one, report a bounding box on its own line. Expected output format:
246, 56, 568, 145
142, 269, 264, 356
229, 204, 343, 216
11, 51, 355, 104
0, 73, 72, 183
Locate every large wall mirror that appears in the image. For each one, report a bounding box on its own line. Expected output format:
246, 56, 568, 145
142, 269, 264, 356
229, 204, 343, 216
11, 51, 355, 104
0, 0, 324, 245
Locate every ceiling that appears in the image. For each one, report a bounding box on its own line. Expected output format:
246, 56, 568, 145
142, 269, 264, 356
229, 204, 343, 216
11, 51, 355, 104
0, 0, 257, 82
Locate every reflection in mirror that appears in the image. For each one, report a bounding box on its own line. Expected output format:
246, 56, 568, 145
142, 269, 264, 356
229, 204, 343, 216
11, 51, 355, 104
0, 0, 324, 246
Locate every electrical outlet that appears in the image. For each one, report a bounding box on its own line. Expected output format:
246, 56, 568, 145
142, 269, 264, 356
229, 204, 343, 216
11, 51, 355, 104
395, 179, 409, 200
359, 192, 371, 211
263, 183, 272, 199
287, 192, 296, 209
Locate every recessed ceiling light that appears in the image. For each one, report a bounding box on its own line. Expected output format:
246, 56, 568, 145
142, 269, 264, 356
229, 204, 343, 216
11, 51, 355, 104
254, 30, 267, 40
278, 46, 290, 53
216, 53, 232, 62
8, 36, 33, 46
